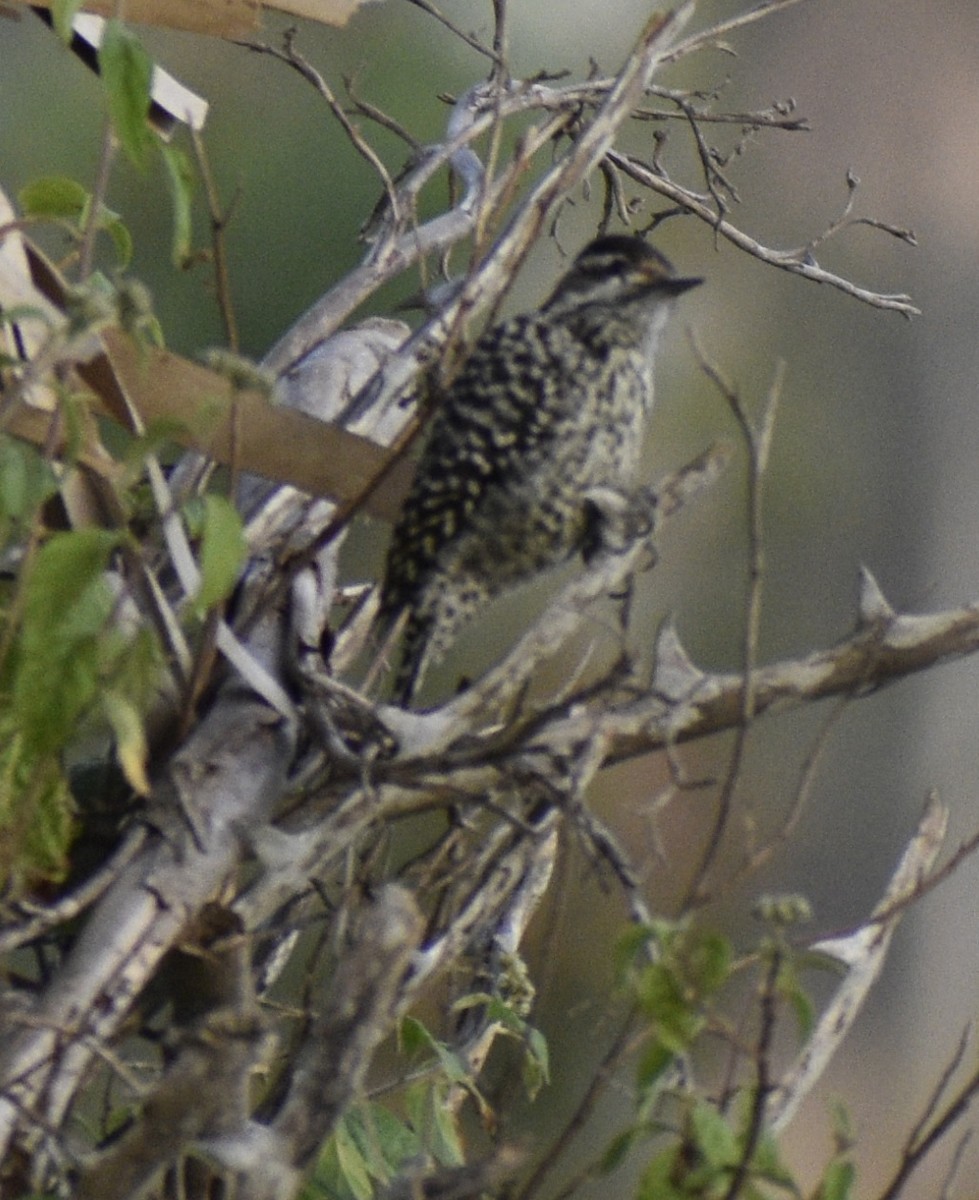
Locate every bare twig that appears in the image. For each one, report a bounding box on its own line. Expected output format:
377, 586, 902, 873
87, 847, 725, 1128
681, 350, 783, 908
876, 1029, 979, 1200
190, 127, 240, 350
732, 696, 848, 882
719, 946, 781, 1200
664, 0, 817, 64
402, 0, 501, 64
608, 150, 919, 315
511, 1017, 641, 1200
77, 120, 116, 281
248, 31, 402, 228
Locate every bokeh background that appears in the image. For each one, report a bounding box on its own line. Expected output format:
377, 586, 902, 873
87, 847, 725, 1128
4, 1, 979, 1195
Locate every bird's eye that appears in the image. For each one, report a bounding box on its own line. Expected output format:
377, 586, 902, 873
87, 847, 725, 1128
581, 255, 622, 277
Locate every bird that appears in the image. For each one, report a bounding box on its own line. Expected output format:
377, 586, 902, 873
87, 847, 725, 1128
377, 234, 702, 705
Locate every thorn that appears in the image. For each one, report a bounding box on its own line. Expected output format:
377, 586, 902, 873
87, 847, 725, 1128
652, 618, 705, 701
857, 565, 895, 628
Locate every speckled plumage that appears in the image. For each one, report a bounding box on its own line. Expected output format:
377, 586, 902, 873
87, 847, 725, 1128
379, 235, 701, 704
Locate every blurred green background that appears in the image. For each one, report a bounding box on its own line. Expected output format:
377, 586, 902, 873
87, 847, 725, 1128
4, 1, 979, 1195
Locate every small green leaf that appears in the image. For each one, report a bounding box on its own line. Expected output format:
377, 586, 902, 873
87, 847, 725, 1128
103, 213, 134, 267
636, 1038, 674, 1091
14, 528, 121, 756
521, 1025, 550, 1100
397, 1015, 469, 1086
686, 930, 732, 995
753, 893, 813, 926
345, 1104, 420, 1178
102, 691, 150, 796
0, 440, 26, 521
194, 494, 246, 614
99, 21, 154, 169
405, 1080, 465, 1167
308, 1137, 355, 1200
690, 1102, 738, 1169
399, 1015, 432, 1059
814, 1157, 856, 1200
829, 1098, 854, 1147
751, 1132, 798, 1191
599, 1128, 638, 1175
614, 922, 656, 978
51, 0, 85, 40
0, 438, 58, 523
635, 962, 700, 1051
159, 141, 196, 267
430, 1040, 471, 1087
334, 1119, 373, 1200
19, 175, 89, 220
526, 1025, 549, 1080
779, 961, 816, 1040
0, 725, 76, 894
429, 1088, 465, 1166
22, 759, 76, 883
637, 1147, 686, 1200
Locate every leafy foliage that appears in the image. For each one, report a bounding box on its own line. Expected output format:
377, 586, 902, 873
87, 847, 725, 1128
19, 175, 134, 266
98, 21, 155, 170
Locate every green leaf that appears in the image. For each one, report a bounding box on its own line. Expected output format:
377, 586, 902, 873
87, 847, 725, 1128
750, 1133, 799, 1192
14, 529, 121, 756
51, 0, 86, 40
779, 959, 816, 1041
194, 494, 246, 614
19, 174, 134, 263
429, 1088, 465, 1166
399, 1015, 432, 1059
523, 1024, 550, 1098
0, 437, 57, 523
345, 1104, 420, 1178
103, 213, 134, 267
99, 21, 154, 169
430, 1040, 470, 1088
599, 1128, 638, 1175
397, 1015, 469, 1087
686, 931, 732, 995
0, 440, 26, 524
334, 1119, 373, 1200
689, 1102, 739, 1170
636, 1038, 674, 1091
405, 1080, 465, 1167
0, 725, 76, 894
634, 961, 701, 1052
21, 758, 76, 884
637, 1147, 687, 1200
102, 691, 150, 796
159, 141, 196, 267
307, 1137, 356, 1200
614, 922, 657, 978
814, 1158, 856, 1200
19, 175, 89, 220
828, 1098, 854, 1149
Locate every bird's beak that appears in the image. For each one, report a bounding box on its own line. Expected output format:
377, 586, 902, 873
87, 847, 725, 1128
664, 276, 704, 296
